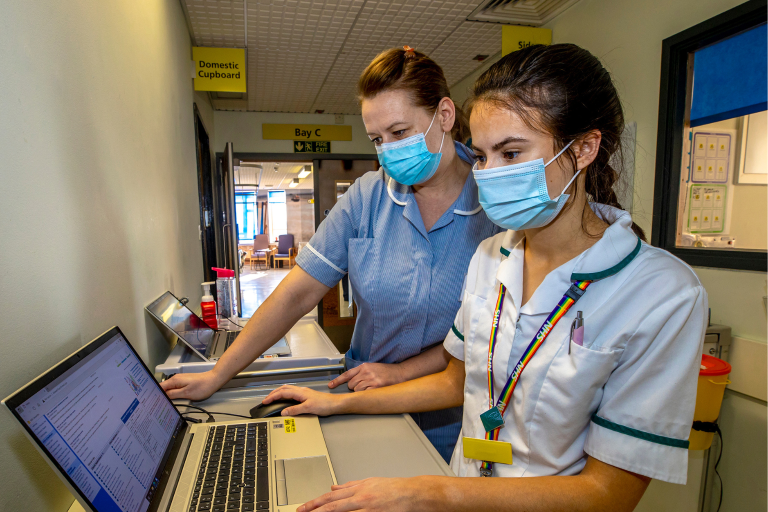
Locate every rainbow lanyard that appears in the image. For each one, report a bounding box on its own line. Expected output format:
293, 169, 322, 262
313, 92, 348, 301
480, 279, 592, 475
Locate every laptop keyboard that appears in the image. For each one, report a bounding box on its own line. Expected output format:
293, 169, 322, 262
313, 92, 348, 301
189, 423, 269, 511
225, 331, 238, 349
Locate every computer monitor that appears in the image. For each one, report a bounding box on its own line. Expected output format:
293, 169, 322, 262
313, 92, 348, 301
5, 328, 185, 512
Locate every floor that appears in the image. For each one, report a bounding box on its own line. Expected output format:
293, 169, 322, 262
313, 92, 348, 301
239, 266, 291, 318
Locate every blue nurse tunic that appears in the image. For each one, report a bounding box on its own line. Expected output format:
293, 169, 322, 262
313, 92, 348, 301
295, 142, 502, 461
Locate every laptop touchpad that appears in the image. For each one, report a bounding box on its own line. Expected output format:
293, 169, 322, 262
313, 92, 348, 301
275, 456, 334, 505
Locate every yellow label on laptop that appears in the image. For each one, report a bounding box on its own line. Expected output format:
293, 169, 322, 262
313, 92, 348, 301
284, 418, 296, 433
462, 437, 513, 465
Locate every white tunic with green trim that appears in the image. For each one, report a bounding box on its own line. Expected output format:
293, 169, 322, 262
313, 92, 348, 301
443, 204, 707, 483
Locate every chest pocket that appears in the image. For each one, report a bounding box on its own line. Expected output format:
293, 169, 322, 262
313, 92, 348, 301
348, 237, 419, 359
528, 334, 622, 466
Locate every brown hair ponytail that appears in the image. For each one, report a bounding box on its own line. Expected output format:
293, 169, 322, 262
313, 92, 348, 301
467, 44, 646, 241
358, 47, 470, 144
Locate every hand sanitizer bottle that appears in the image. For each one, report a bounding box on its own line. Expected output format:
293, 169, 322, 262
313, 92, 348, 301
201, 282, 218, 329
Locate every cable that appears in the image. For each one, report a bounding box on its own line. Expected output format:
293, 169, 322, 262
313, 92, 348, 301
176, 404, 214, 423
714, 424, 724, 512
174, 403, 252, 422
692, 420, 724, 510
223, 318, 248, 329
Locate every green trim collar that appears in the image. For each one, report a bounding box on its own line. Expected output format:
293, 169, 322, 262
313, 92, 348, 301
571, 237, 642, 282
591, 414, 689, 449
451, 324, 465, 342
499, 246, 511, 257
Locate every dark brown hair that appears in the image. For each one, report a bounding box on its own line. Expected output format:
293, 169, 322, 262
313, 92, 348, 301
358, 46, 470, 143
467, 44, 646, 240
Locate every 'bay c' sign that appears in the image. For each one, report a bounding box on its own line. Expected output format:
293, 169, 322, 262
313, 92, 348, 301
262, 124, 352, 141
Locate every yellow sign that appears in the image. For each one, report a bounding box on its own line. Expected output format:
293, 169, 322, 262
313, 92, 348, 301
263, 124, 352, 141
193, 47, 246, 93
283, 418, 296, 433
502, 26, 552, 56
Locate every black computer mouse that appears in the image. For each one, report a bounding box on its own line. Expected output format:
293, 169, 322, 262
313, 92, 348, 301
249, 398, 301, 418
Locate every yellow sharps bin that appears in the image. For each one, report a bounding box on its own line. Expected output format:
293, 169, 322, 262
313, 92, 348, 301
689, 355, 731, 450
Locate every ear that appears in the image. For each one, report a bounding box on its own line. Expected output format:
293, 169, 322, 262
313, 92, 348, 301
437, 96, 456, 135
574, 130, 602, 170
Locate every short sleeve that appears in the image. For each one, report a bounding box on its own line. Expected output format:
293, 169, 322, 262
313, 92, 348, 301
443, 274, 468, 361
584, 285, 708, 484
295, 177, 363, 287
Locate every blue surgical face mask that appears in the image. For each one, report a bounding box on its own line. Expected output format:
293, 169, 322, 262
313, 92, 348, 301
473, 141, 580, 230
376, 110, 445, 186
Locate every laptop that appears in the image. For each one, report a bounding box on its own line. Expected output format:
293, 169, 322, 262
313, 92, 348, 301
146, 291, 291, 361
3, 327, 337, 512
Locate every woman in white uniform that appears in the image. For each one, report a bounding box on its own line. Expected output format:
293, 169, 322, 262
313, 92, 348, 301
262, 44, 708, 511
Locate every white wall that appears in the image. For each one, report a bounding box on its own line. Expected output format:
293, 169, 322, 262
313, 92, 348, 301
214, 111, 376, 155
0, 1, 203, 511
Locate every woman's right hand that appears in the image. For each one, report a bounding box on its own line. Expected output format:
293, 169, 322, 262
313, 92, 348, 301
160, 371, 223, 401
262, 385, 346, 417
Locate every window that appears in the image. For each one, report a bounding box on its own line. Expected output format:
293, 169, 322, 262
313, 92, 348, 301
653, 1, 766, 271
268, 190, 287, 240
235, 192, 256, 243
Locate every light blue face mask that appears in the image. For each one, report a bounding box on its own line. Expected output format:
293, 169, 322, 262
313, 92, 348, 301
473, 141, 580, 230
376, 110, 445, 186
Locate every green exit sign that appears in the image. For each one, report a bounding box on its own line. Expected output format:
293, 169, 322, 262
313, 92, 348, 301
294, 140, 331, 153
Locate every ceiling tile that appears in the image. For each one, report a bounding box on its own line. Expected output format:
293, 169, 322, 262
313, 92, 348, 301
184, 0, 508, 114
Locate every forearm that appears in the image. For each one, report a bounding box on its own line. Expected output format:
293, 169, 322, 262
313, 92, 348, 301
210, 267, 330, 385
424, 458, 648, 512
338, 357, 464, 415
397, 344, 451, 381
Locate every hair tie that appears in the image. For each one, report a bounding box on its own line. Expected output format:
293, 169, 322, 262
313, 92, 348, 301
403, 45, 416, 58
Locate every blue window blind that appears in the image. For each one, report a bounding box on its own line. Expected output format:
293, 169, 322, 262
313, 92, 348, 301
235, 192, 256, 242
690, 23, 767, 127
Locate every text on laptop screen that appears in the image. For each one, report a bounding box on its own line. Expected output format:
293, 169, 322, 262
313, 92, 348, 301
147, 292, 215, 353
16, 334, 182, 512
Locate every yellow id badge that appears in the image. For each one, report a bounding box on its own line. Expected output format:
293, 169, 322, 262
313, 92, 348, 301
462, 437, 513, 465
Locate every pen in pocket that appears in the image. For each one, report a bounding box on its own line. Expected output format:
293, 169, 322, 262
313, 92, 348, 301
569, 311, 584, 354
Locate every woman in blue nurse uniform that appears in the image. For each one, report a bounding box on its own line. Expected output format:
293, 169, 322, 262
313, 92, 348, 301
262, 44, 708, 511
161, 46, 501, 461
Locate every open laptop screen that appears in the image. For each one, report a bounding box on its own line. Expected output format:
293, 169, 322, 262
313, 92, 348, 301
147, 292, 215, 354
11, 331, 183, 512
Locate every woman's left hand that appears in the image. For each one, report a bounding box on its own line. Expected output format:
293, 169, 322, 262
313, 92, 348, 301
327, 362, 405, 391
298, 476, 440, 512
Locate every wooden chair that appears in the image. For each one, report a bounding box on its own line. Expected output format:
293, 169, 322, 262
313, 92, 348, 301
273, 234, 295, 269
250, 234, 271, 270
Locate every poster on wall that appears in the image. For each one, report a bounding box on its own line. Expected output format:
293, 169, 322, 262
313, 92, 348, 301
690, 131, 732, 183
687, 185, 727, 234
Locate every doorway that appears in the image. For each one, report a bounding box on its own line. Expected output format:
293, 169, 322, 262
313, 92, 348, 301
235, 160, 315, 317
208, 149, 378, 346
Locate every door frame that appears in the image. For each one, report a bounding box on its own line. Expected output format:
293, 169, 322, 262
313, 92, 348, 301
193, 104, 218, 283
215, 152, 379, 336
214, 152, 379, 234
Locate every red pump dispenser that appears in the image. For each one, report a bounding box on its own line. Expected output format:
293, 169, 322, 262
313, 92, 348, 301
201, 281, 218, 329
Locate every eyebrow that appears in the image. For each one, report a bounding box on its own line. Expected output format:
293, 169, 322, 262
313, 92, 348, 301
492, 136, 529, 151
367, 120, 409, 138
